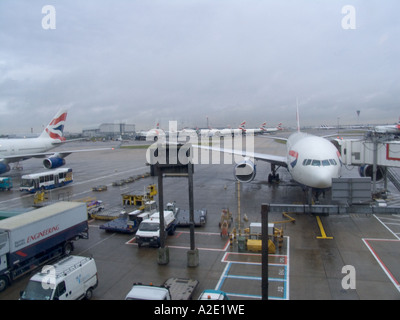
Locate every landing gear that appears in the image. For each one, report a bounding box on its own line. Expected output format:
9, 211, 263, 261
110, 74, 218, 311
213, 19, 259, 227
303, 187, 326, 204
268, 164, 280, 183
12, 162, 23, 170
313, 189, 325, 203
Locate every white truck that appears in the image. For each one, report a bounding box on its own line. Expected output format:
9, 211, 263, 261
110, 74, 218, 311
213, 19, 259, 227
125, 278, 199, 300
135, 210, 177, 248
20, 255, 98, 300
0, 201, 89, 292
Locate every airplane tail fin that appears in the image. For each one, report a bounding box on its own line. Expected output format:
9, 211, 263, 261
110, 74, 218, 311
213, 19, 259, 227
239, 121, 246, 132
39, 109, 68, 142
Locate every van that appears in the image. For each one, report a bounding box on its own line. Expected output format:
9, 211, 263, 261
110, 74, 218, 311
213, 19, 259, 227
20, 255, 98, 300
135, 211, 177, 247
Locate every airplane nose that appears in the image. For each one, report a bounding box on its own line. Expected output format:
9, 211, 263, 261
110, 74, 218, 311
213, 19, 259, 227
312, 171, 333, 189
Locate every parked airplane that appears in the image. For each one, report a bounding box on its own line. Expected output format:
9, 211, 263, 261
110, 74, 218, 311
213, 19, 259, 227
136, 123, 163, 141
191, 108, 342, 198
199, 121, 246, 137
374, 119, 400, 134
0, 109, 112, 174
318, 124, 336, 130
247, 122, 283, 134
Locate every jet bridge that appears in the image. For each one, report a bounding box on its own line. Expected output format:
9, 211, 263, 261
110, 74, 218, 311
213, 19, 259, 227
335, 134, 400, 194
337, 138, 400, 168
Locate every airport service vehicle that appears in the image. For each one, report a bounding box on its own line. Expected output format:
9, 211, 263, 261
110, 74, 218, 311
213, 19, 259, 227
174, 206, 207, 227
125, 278, 199, 300
0, 177, 12, 191
19, 168, 73, 193
100, 200, 156, 234
20, 255, 98, 300
87, 200, 105, 217
135, 210, 177, 247
0, 202, 89, 292
198, 289, 229, 300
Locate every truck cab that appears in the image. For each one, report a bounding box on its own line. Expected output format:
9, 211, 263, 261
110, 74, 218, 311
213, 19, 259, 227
125, 284, 171, 300
135, 210, 176, 247
125, 278, 198, 300
0, 178, 12, 191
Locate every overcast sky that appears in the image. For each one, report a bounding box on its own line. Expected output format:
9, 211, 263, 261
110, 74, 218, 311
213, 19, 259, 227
0, 0, 399, 134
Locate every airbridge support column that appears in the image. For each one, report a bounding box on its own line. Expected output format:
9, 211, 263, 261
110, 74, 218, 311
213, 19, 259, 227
150, 143, 198, 267
261, 204, 269, 300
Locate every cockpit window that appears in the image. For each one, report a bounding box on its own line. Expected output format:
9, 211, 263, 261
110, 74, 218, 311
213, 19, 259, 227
303, 159, 338, 167
311, 160, 321, 166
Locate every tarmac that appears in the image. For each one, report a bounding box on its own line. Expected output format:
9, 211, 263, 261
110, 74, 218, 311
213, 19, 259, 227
0, 131, 400, 300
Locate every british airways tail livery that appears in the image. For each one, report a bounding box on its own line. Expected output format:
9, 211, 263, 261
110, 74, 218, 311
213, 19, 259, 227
0, 109, 112, 174
39, 109, 68, 141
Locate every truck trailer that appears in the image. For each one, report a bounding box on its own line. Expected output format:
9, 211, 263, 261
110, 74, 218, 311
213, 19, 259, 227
0, 201, 89, 292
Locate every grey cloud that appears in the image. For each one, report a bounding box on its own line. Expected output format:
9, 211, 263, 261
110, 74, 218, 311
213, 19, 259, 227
0, 0, 399, 134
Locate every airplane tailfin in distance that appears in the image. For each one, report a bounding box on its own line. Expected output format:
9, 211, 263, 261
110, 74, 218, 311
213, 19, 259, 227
39, 109, 68, 141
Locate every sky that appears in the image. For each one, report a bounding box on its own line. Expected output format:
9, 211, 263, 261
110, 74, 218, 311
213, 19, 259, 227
0, 0, 399, 134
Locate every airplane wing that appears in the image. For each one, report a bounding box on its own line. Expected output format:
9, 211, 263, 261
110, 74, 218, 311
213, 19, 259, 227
0, 147, 114, 164
193, 144, 288, 168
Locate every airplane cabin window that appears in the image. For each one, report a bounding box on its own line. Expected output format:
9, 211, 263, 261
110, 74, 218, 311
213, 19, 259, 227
322, 160, 330, 166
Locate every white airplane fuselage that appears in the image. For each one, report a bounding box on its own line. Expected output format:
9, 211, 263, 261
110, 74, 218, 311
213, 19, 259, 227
286, 132, 342, 189
0, 138, 56, 160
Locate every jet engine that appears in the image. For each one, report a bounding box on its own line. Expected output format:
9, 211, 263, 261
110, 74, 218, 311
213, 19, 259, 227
359, 164, 384, 181
43, 157, 66, 169
234, 159, 256, 183
0, 164, 10, 174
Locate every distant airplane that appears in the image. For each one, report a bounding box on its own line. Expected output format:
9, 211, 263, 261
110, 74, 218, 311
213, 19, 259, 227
374, 118, 400, 134
199, 121, 246, 137
136, 123, 163, 141
318, 124, 336, 130
0, 109, 113, 174
247, 122, 283, 134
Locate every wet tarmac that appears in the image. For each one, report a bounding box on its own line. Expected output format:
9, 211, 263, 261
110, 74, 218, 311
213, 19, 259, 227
0, 132, 400, 300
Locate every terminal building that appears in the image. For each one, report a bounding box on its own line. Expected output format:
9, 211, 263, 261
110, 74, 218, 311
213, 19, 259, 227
82, 123, 136, 140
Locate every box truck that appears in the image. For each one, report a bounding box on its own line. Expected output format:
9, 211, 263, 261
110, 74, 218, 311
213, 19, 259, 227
0, 201, 89, 292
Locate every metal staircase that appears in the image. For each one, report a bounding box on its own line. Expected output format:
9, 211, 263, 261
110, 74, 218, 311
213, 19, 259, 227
387, 168, 400, 193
